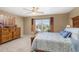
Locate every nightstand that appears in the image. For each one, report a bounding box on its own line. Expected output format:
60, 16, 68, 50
31, 35, 35, 44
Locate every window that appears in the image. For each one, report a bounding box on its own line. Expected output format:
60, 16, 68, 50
35, 19, 50, 32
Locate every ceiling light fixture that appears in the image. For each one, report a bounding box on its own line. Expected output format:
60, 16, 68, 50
32, 12, 36, 15
23, 7, 44, 16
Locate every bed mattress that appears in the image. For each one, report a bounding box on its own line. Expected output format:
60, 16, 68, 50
32, 32, 75, 52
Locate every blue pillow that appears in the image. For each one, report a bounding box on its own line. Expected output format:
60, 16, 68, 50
60, 30, 72, 38
62, 31, 69, 38
60, 31, 65, 35
67, 32, 72, 38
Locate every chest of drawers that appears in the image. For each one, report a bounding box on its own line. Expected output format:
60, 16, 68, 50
0, 27, 21, 44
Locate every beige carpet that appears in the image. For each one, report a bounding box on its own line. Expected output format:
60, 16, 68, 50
0, 35, 31, 52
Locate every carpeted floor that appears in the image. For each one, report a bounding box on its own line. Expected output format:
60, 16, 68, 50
0, 35, 31, 52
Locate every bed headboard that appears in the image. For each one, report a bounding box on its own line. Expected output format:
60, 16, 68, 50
72, 16, 79, 28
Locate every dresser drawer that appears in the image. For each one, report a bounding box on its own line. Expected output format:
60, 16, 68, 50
0, 28, 9, 33
0, 33, 12, 43
0, 37, 9, 43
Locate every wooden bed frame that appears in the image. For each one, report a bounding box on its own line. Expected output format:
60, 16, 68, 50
34, 49, 49, 52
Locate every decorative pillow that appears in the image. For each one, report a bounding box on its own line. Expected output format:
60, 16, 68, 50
61, 31, 70, 38
67, 32, 72, 38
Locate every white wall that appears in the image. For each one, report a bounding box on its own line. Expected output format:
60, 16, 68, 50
24, 17, 31, 34
15, 17, 24, 36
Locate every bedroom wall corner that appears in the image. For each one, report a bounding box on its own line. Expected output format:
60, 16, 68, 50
23, 17, 32, 35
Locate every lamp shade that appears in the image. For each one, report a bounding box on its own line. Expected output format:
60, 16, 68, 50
66, 25, 70, 27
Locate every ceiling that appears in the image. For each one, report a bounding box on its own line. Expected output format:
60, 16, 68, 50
0, 7, 74, 17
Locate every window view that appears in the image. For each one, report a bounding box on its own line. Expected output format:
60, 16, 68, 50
35, 19, 50, 33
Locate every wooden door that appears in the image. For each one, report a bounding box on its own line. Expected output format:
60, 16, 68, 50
72, 16, 79, 28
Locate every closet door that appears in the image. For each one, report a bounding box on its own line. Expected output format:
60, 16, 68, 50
72, 16, 79, 28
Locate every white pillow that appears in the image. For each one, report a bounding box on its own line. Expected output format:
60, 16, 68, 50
64, 28, 79, 34
71, 33, 79, 40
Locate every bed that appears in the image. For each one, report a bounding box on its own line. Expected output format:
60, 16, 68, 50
32, 31, 75, 52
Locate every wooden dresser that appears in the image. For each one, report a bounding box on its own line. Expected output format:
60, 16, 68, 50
0, 27, 21, 44
9, 27, 21, 39
0, 28, 12, 43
